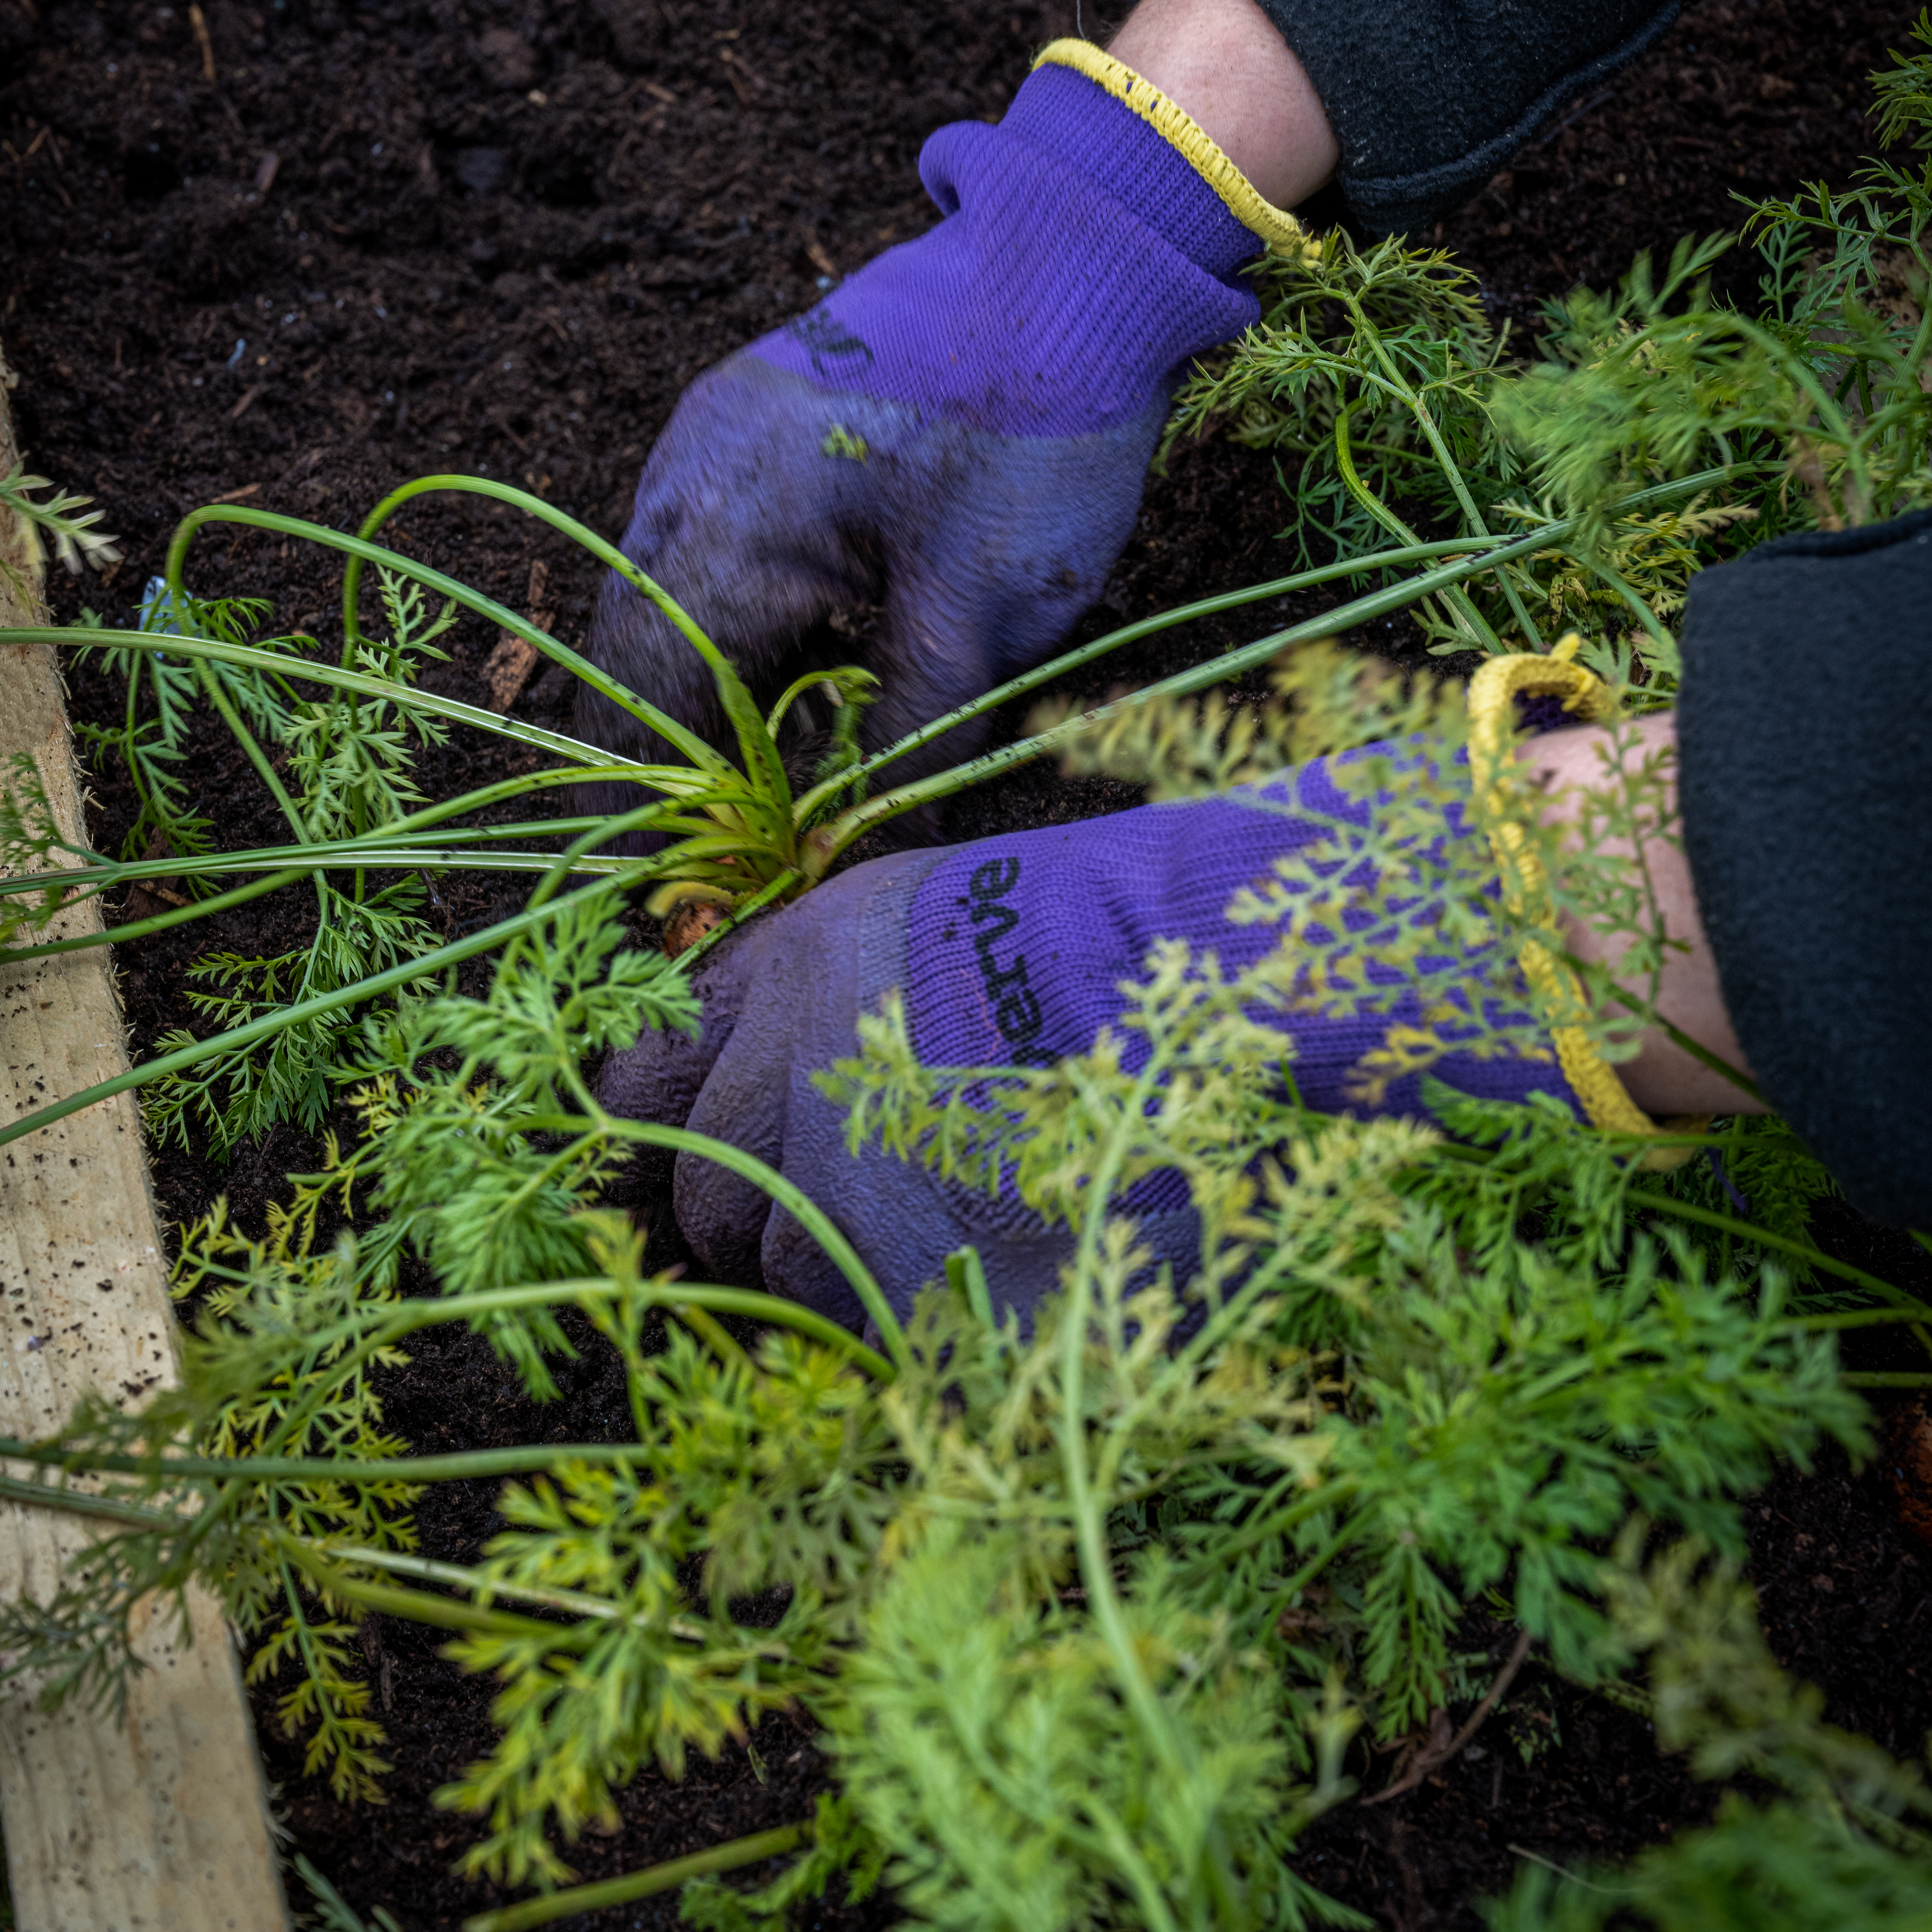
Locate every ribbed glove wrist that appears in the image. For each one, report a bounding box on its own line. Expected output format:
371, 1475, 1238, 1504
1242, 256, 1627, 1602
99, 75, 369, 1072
750, 48, 1306, 437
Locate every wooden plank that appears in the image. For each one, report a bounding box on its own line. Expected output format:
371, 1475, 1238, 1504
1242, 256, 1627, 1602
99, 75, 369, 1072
0, 342, 290, 1928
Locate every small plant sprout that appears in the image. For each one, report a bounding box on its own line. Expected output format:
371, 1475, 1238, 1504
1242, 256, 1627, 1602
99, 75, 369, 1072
1, 462, 123, 589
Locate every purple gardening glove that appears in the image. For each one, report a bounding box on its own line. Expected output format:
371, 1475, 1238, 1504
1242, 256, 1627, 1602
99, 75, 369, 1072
598, 750, 1584, 1334
576, 50, 1299, 828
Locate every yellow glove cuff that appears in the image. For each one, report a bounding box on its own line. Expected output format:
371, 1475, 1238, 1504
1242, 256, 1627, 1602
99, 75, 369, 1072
1466, 639, 1705, 1170
1033, 39, 1313, 253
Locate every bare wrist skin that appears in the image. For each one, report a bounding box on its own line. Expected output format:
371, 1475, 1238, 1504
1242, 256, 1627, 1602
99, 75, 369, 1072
1108, 0, 1340, 209
1094, 8, 1733, 1124
1523, 713, 1764, 1120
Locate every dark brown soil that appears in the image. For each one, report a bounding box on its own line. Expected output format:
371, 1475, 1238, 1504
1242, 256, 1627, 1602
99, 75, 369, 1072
4, 0, 1931, 1925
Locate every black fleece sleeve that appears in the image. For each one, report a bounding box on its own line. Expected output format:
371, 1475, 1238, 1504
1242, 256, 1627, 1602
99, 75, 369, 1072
1676, 509, 1932, 1229
1254, 0, 1680, 236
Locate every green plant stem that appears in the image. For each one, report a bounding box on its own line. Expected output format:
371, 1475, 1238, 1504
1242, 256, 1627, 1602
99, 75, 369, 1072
348, 475, 712, 692
0, 864, 308, 965
1626, 1188, 1913, 1305
1797, 1306, 1932, 1331
0, 1435, 651, 1487
345, 478, 796, 822
823, 471, 1730, 859
1333, 400, 1501, 651
765, 663, 874, 743
256, 1271, 895, 1384
115, 644, 160, 828
1841, 1373, 1932, 1388
186, 652, 335, 954
0, 785, 668, 904
0, 762, 679, 904
1052, 1047, 1228, 1926
308, 1546, 749, 1648
102, 845, 634, 888
1085, 1799, 1188, 1932
589, 1132, 886, 1340
0, 1474, 173, 1528
0, 868, 646, 1151
521, 800, 714, 912
43, 846, 625, 899
462, 1823, 813, 1932
1349, 301, 1547, 649
159, 502, 727, 774
0, 800, 693, 969
277, 1538, 563, 1639
193, 657, 312, 843
666, 1299, 756, 1368
821, 533, 1515, 808
304, 1544, 803, 1687
28, 627, 681, 780
412, 1274, 888, 1379
508, 1106, 902, 1365
655, 1289, 892, 1378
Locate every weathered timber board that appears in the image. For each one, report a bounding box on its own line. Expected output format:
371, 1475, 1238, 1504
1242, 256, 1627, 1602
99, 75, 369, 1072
0, 342, 288, 1930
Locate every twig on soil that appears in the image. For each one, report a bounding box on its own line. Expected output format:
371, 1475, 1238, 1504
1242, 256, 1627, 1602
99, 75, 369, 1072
1506, 1843, 1635, 1895
483, 559, 553, 709
483, 632, 541, 708
188, 1, 216, 81
1365, 1627, 1534, 1805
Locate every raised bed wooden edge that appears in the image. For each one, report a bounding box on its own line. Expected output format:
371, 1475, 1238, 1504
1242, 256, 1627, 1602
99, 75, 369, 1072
0, 339, 289, 1930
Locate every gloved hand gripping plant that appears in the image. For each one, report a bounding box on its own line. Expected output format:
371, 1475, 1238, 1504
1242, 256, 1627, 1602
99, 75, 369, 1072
602, 636, 1720, 1330
570, 39, 1318, 812
15, 8, 1895, 1158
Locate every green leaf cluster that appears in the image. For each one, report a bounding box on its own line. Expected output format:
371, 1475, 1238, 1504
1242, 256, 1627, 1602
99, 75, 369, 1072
1174, 35, 1932, 681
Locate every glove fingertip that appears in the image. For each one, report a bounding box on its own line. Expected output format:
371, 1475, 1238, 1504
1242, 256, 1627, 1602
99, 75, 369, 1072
604, 1032, 740, 1136
596, 938, 752, 1128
